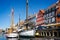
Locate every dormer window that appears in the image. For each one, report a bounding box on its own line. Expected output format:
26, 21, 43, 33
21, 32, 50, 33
52, 6, 56, 11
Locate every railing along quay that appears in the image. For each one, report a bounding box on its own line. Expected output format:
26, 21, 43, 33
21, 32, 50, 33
35, 28, 60, 38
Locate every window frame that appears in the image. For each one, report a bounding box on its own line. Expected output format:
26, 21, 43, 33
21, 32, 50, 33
51, 17, 55, 23
48, 18, 52, 23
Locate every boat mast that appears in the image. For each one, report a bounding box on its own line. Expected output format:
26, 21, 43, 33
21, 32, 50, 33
11, 8, 14, 28
19, 15, 20, 27
26, 0, 28, 22
26, 0, 28, 29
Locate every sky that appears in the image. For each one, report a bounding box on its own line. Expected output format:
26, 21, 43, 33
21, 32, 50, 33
0, 0, 57, 29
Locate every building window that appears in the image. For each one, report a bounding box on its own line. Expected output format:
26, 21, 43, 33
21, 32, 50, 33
57, 14, 60, 17
52, 17, 55, 22
49, 9, 51, 12
46, 9, 49, 13
52, 11, 55, 16
45, 19, 48, 24
52, 6, 56, 11
44, 15, 47, 19
47, 20, 48, 23
47, 14, 48, 17
44, 20, 46, 24
44, 20, 45, 23
49, 18, 51, 23
49, 13, 51, 17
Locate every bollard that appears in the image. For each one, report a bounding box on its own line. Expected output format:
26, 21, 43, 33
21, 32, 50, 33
41, 32, 42, 36
52, 32, 54, 37
46, 32, 47, 36
43, 32, 45, 36
49, 32, 51, 36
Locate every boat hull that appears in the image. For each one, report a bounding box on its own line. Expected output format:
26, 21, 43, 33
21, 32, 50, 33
5, 33, 18, 38
19, 30, 35, 36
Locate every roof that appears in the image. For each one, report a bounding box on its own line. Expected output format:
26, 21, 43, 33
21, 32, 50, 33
38, 10, 45, 15
46, 0, 60, 10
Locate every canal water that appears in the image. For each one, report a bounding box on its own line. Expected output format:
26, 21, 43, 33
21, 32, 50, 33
0, 36, 60, 40
0, 34, 60, 40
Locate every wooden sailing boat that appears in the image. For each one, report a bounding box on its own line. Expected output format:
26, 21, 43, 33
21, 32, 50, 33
19, 0, 36, 37
5, 8, 18, 38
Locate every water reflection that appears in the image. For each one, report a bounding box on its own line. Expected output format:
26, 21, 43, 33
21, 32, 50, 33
7, 38, 31, 40
6, 37, 60, 40
1, 34, 60, 40
19, 38, 54, 40
20, 38, 31, 40
5, 37, 60, 40
0, 32, 3, 37
7, 38, 18, 40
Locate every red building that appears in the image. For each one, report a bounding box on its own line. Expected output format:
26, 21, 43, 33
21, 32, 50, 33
36, 10, 45, 26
